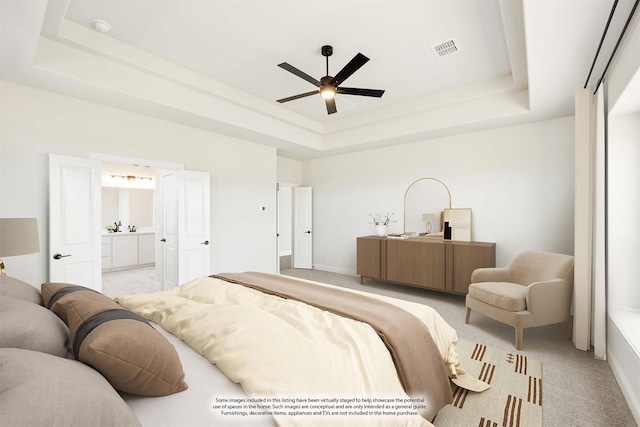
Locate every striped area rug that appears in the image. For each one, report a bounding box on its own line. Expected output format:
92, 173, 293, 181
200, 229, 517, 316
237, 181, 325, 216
434, 340, 542, 427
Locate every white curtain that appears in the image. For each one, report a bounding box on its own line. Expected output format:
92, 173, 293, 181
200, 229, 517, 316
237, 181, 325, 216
592, 88, 606, 360
574, 86, 593, 351
573, 85, 607, 358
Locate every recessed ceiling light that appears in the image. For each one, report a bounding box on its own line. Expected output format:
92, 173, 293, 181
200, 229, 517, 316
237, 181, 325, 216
92, 19, 111, 33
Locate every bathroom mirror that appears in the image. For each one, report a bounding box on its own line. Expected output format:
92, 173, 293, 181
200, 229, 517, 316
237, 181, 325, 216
102, 188, 154, 230
101, 162, 155, 231
403, 178, 452, 234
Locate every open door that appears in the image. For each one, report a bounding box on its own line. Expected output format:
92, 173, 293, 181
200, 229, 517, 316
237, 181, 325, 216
178, 170, 211, 284
156, 169, 179, 289
49, 154, 101, 291
292, 186, 313, 269
156, 169, 210, 289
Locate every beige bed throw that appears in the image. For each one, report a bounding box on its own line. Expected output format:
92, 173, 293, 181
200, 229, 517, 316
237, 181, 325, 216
213, 272, 453, 421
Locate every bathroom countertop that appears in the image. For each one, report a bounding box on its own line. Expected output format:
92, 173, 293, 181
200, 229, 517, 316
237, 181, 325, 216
102, 229, 155, 236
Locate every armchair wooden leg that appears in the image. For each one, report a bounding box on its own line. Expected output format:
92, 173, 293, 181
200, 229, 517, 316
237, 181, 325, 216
515, 328, 523, 350
465, 307, 471, 324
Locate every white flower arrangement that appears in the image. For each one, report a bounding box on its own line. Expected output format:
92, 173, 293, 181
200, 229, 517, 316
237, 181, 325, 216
369, 213, 395, 226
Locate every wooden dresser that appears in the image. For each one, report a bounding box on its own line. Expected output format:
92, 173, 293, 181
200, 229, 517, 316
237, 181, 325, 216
357, 236, 496, 295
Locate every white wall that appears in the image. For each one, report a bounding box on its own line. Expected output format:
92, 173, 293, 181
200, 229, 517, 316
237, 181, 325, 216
277, 157, 302, 184
0, 81, 277, 285
303, 117, 575, 274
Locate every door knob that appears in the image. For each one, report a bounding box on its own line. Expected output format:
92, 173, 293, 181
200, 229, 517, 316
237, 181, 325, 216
53, 253, 71, 260
201, 240, 210, 245
160, 238, 166, 242
304, 231, 312, 234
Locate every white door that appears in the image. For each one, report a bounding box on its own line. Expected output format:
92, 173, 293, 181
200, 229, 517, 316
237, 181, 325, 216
49, 154, 101, 291
292, 187, 313, 269
156, 169, 179, 290
178, 170, 211, 284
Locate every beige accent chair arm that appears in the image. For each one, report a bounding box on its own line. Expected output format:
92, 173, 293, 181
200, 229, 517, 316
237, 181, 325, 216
526, 279, 573, 324
471, 267, 511, 284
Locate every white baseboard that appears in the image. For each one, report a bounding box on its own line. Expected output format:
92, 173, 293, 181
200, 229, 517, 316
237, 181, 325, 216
607, 315, 640, 425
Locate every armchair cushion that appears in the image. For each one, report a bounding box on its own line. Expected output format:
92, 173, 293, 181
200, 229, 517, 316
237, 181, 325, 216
468, 282, 527, 312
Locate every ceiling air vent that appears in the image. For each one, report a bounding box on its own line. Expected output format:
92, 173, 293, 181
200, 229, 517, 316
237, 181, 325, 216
430, 39, 460, 58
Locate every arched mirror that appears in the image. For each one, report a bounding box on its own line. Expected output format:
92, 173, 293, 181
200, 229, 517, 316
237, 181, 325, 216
403, 178, 452, 235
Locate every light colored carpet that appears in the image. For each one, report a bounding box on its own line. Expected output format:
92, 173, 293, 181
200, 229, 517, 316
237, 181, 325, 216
103, 267, 637, 426
281, 269, 637, 427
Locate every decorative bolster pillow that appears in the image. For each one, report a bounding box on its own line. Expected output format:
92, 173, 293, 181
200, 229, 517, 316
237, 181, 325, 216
41, 282, 104, 324
41, 282, 188, 396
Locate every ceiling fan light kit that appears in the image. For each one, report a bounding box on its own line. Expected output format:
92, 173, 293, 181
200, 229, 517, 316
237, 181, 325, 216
277, 45, 385, 115
320, 87, 336, 99
319, 76, 336, 99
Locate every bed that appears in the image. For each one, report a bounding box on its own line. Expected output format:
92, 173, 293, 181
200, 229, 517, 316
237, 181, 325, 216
0, 272, 485, 427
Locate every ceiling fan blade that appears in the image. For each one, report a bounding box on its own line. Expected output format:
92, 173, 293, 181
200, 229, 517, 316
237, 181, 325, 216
325, 97, 337, 114
278, 63, 321, 87
277, 90, 319, 103
337, 87, 385, 98
329, 53, 370, 87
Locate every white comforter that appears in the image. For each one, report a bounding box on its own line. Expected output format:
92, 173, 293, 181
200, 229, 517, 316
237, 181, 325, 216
117, 276, 463, 427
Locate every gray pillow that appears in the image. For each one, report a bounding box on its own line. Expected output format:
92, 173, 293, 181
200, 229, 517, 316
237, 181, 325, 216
0, 348, 141, 427
0, 295, 71, 358
0, 275, 42, 305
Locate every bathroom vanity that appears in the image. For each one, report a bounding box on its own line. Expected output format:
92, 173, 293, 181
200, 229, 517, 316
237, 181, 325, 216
102, 230, 155, 272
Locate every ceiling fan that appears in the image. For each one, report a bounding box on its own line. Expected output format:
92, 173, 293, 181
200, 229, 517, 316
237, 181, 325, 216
276, 45, 385, 115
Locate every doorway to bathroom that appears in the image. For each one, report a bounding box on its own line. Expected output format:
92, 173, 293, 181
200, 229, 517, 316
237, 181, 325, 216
48, 153, 210, 295
101, 162, 159, 297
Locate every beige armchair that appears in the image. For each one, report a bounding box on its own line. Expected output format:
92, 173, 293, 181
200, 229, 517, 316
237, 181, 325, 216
465, 250, 574, 350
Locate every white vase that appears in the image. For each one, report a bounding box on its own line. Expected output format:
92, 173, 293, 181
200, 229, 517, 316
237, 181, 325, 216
376, 225, 388, 237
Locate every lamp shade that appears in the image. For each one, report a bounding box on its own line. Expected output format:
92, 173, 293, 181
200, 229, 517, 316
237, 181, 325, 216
0, 218, 40, 257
